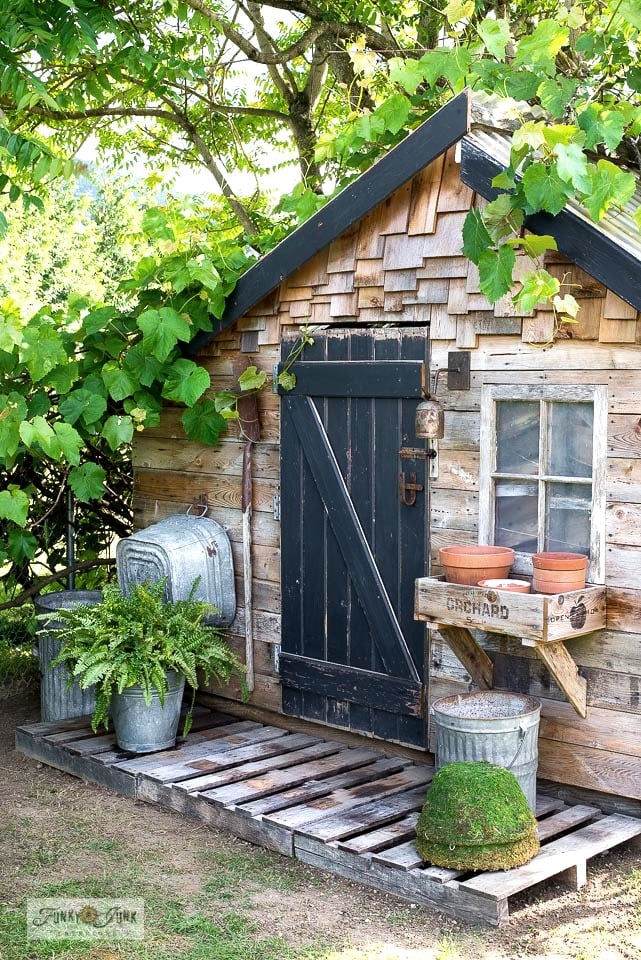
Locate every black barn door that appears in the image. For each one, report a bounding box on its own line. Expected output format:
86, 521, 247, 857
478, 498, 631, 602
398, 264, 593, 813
279, 329, 429, 747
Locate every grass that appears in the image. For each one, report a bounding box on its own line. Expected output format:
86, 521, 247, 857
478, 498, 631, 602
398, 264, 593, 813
0, 606, 38, 691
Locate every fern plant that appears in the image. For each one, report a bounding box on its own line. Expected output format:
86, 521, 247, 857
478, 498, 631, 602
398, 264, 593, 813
48, 579, 245, 735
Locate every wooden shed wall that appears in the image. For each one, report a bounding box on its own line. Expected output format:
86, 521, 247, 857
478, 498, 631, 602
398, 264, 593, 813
132, 145, 641, 802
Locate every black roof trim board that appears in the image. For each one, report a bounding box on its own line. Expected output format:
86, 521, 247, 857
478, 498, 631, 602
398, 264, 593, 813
460, 138, 641, 314
187, 90, 471, 354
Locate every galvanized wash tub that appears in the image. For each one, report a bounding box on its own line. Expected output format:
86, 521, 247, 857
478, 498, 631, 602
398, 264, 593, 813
35, 591, 102, 722
117, 514, 236, 626
431, 691, 540, 812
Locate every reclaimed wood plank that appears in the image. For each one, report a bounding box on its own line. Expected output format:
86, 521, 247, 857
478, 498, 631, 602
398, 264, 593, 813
17, 717, 93, 738
179, 740, 344, 795
64, 733, 118, 756
15, 728, 137, 798
294, 835, 506, 926
535, 805, 600, 843
111, 721, 264, 773
137, 727, 289, 783
372, 840, 423, 870
201, 747, 379, 809
532, 641, 587, 718
296, 778, 431, 842
265, 760, 418, 830
436, 625, 494, 690
337, 813, 419, 854
237, 754, 391, 817
43, 727, 96, 744
170, 734, 323, 792
461, 814, 641, 900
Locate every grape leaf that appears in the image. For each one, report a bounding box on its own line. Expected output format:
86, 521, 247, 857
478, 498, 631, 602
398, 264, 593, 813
102, 415, 134, 451
0, 488, 29, 526
59, 389, 107, 426
68, 462, 107, 502
478, 244, 516, 303
513, 269, 560, 313
137, 307, 192, 362
462, 210, 493, 263
102, 361, 137, 401
238, 366, 267, 392
521, 162, 571, 215
162, 359, 211, 406
7, 527, 37, 562
182, 399, 227, 446
477, 17, 511, 60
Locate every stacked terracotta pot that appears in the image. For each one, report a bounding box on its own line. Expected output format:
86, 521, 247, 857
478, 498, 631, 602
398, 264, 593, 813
439, 546, 588, 594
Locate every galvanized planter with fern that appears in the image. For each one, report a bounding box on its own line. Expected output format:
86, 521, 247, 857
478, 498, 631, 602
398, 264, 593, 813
48, 579, 245, 749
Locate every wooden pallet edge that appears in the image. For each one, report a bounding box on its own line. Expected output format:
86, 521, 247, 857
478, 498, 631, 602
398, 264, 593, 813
294, 834, 507, 927
15, 728, 137, 799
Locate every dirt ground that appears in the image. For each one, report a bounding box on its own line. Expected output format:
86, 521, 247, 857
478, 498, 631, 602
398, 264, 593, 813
2, 688, 641, 960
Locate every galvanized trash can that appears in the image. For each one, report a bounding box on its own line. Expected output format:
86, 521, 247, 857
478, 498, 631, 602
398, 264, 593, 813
116, 514, 236, 627
431, 691, 540, 812
35, 591, 102, 722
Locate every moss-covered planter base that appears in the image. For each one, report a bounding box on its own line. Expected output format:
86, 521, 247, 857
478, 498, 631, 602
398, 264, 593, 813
416, 760, 539, 872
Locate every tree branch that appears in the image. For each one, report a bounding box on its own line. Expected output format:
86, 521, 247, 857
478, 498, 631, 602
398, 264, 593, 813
0, 558, 116, 611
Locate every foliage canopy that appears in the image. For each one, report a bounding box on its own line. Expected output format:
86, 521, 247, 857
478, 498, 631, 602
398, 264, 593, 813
0, 0, 639, 596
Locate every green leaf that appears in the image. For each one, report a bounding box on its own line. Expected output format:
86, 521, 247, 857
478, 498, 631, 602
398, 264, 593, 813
238, 366, 267, 392
137, 307, 192, 362
20, 324, 68, 382
578, 105, 627, 152
482, 194, 524, 242
519, 234, 558, 258
182, 399, 227, 446
444, 0, 474, 25
59, 389, 107, 426
554, 141, 590, 192
123, 343, 165, 388
162, 359, 210, 406
478, 244, 516, 303
462, 210, 493, 263
102, 415, 134, 451
68, 462, 106, 502
53, 421, 83, 465
477, 18, 511, 60
513, 269, 560, 312
388, 57, 426, 95
537, 77, 578, 118
277, 370, 297, 392
102, 361, 137, 401
521, 162, 571, 215
514, 20, 569, 75
582, 160, 636, 221
19, 416, 55, 454
7, 527, 37, 562
0, 488, 29, 526
141, 206, 175, 241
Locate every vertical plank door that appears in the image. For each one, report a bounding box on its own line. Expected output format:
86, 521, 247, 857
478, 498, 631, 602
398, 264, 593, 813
279, 329, 429, 747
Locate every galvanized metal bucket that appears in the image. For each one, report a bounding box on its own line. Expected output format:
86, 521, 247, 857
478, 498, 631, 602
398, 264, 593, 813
111, 670, 186, 753
35, 591, 102, 722
116, 514, 236, 626
431, 691, 540, 812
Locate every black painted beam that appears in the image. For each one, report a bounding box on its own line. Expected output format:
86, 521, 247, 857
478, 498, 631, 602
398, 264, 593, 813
461, 138, 641, 314
278, 360, 425, 397
187, 91, 471, 354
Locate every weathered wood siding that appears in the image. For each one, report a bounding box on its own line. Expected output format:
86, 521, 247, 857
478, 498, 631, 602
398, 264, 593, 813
132, 145, 641, 800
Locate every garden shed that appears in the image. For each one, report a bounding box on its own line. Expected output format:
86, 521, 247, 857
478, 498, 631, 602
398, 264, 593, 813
132, 89, 641, 812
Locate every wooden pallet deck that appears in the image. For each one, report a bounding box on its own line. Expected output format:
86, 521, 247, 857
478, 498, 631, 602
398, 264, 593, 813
16, 707, 641, 927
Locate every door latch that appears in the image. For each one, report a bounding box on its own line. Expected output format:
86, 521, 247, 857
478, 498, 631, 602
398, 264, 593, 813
399, 471, 424, 506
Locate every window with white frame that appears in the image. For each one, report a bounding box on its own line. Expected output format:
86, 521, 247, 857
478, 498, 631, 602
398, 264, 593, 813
478, 384, 607, 584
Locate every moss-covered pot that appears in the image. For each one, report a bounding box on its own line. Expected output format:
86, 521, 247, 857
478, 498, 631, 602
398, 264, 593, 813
416, 761, 539, 871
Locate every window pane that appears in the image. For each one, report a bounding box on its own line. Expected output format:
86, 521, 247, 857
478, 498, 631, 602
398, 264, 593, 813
496, 401, 540, 474
545, 482, 591, 555
548, 402, 593, 478
495, 480, 538, 552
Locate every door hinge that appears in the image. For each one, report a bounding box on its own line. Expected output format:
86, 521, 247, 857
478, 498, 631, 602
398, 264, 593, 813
273, 494, 281, 521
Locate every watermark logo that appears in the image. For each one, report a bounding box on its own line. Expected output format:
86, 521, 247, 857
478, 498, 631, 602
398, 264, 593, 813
27, 899, 144, 940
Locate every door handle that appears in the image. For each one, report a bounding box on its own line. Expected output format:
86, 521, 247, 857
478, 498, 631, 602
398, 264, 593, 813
399, 471, 424, 506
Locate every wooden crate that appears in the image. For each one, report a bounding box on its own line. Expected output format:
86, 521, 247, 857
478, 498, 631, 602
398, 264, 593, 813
415, 577, 606, 644
15, 710, 641, 927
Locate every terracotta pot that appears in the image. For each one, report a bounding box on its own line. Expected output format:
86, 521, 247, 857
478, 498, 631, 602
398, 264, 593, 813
533, 570, 587, 594
532, 552, 588, 572
477, 578, 531, 594
439, 545, 514, 586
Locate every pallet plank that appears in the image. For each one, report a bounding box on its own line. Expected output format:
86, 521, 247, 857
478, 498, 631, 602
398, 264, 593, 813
201, 747, 379, 809
239, 756, 404, 817
536, 805, 600, 843
295, 775, 432, 842
137, 727, 288, 782
372, 840, 423, 870
112, 721, 263, 772
337, 813, 419, 854
461, 814, 641, 900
